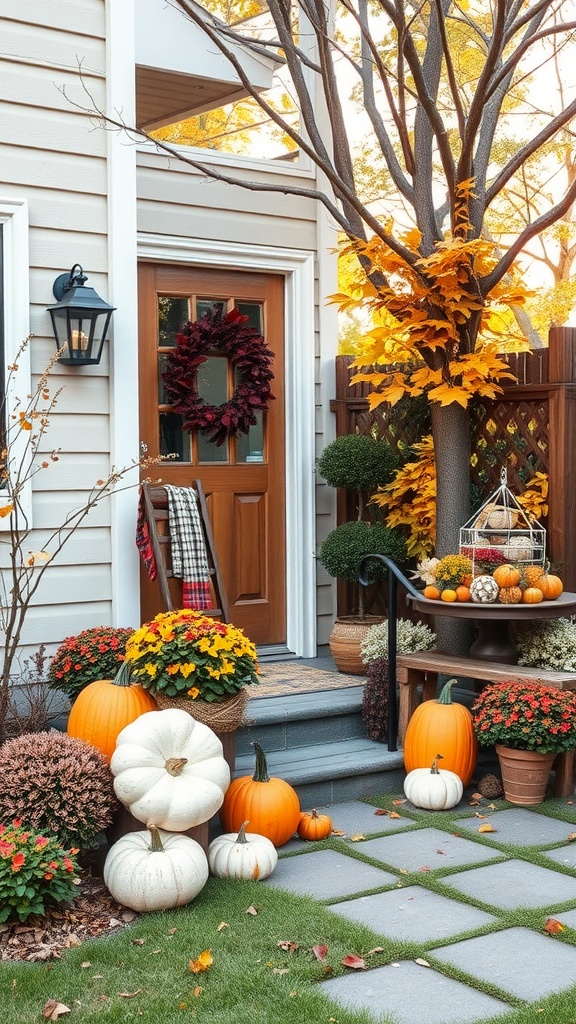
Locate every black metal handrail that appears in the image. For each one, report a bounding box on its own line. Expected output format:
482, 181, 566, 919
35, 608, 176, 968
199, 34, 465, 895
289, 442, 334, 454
357, 555, 421, 752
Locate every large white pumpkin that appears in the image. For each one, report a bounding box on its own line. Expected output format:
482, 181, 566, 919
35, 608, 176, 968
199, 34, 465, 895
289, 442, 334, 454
104, 826, 209, 911
404, 756, 463, 810
111, 708, 230, 830
208, 822, 278, 880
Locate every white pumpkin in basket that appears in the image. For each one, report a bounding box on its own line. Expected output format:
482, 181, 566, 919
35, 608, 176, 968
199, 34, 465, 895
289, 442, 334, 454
502, 535, 533, 562
470, 575, 499, 603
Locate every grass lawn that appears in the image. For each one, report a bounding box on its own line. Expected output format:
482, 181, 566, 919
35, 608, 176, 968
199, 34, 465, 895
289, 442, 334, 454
4, 795, 576, 1023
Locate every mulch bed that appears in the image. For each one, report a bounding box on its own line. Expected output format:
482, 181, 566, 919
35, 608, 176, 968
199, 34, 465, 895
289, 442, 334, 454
0, 869, 137, 962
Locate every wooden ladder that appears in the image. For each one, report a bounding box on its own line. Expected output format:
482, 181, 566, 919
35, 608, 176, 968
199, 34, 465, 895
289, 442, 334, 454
140, 481, 230, 621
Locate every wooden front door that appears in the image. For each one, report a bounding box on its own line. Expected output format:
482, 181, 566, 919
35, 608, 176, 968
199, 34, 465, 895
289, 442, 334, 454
138, 263, 286, 647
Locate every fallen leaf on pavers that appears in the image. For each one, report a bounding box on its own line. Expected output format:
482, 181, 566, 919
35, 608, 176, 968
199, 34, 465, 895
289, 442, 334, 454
277, 940, 298, 952
419, 866, 431, 872
471, 793, 483, 801
216, 922, 229, 932
567, 833, 576, 842
478, 824, 497, 833
350, 834, 365, 842
392, 799, 406, 806
414, 958, 430, 968
389, 812, 401, 819
374, 809, 389, 816
118, 990, 142, 998
475, 813, 488, 819
544, 918, 566, 935
342, 954, 366, 970
246, 905, 259, 916
189, 949, 213, 973
42, 1001, 71, 1021
436, 849, 446, 855
331, 829, 346, 836
366, 947, 384, 957
312, 944, 328, 961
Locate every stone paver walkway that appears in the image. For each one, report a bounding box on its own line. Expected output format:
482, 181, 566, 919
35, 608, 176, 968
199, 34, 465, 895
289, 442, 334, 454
263, 797, 576, 1024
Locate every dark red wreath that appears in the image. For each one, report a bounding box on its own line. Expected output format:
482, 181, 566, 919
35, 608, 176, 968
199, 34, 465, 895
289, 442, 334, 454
162, 306, 275, 446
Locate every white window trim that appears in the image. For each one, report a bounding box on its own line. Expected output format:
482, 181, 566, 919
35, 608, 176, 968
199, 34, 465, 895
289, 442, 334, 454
0, 198, 31, 530
137, 233, 317, 658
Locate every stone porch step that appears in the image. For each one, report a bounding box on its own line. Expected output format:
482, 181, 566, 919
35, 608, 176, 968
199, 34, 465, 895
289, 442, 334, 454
234, 686, 405, 806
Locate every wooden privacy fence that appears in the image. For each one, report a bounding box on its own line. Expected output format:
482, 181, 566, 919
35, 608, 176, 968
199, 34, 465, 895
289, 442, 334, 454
330, 327, 576, 612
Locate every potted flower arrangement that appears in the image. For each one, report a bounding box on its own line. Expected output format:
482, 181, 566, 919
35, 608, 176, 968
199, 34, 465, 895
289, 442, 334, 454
471, 680, 576, 804
123, 610, 259, 733
48, 626, 135, 701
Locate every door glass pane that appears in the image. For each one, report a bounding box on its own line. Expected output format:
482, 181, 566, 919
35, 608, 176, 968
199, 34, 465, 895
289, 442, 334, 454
196, 298, 225, 321
158, 296, 189, 346
237, 302, 263, 332
236, 418, 264, 463
160, 412, 187, 461
197, 355, 229, 463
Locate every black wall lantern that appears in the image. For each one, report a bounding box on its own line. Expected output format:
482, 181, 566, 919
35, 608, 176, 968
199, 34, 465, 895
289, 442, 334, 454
48, 264, 116, 366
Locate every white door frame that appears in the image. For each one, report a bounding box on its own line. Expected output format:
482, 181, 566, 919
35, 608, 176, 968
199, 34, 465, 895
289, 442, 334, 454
136, 234, 317, 657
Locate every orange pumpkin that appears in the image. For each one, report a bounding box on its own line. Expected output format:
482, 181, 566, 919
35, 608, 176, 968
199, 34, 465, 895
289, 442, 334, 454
455, 585, 471, 602
297, 808, 333, 841
220, 742, 301, 847
423, 585, 441, 600
493, 564, 521, 589
67, 661, 157, 762
440, 589, 458, 602
403, 680, 477, 786
522, 586, 544, 604
535, 573, 563, 600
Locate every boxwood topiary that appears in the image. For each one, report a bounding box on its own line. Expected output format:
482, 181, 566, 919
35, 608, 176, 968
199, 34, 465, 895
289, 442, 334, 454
319, 520, 406, 584
317, 434, 399, 493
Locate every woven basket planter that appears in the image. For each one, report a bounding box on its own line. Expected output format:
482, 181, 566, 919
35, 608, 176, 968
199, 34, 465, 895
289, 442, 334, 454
329, 615, 384, 675
154, 688, 249, 733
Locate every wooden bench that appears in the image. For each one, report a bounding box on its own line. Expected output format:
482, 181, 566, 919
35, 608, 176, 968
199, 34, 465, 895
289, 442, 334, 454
396, 650, 576, 797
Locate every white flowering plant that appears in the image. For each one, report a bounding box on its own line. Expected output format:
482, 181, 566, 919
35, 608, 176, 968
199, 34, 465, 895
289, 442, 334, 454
361, 618, 436, 666
516, 618, 576, 672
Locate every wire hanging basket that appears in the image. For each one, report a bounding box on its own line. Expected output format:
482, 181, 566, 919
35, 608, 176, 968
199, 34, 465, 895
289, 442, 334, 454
459, 468, 546, 576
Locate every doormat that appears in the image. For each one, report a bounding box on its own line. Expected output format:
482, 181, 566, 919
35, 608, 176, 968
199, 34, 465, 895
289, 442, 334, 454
251, 662, 365, 698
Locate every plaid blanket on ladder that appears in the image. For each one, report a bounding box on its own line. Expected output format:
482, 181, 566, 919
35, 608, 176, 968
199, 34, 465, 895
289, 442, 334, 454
165, 485, 212, 610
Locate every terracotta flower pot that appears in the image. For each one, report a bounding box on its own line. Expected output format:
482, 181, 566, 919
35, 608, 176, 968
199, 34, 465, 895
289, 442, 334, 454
495, 744, 557, 805
329, 615, 384, 675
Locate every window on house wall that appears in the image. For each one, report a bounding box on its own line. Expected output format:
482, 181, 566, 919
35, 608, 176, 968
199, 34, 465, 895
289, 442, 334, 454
0, 199, 31, 529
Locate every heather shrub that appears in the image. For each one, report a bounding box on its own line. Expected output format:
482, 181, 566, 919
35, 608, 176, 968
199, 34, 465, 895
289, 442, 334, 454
0, 732, 117, 849
0, 820, 79, 922
47, 626, 135, 701
362, 657, 389, 742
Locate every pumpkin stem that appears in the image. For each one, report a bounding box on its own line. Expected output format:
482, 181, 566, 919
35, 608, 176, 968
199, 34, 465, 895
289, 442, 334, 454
164, 756, 188, 776
252, 741, 270, 782
148, 825, 164, 852
112, 659, 133, 687
236, 821, 250, 844
310, 808, 319, 818
430, 754, 444, 774
437, 679, 456, 705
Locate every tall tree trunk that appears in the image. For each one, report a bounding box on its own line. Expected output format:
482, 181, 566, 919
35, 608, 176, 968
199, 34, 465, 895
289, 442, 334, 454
431, 402, 472, 656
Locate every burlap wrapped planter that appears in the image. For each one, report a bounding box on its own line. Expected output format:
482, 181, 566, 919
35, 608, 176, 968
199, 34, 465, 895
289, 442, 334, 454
154, 688, 249, 733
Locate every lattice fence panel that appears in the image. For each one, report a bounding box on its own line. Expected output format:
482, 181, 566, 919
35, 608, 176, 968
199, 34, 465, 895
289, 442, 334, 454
470, 397, 549, 497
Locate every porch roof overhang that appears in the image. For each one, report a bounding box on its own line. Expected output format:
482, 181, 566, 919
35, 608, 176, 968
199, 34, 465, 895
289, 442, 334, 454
136, 0, 283, 131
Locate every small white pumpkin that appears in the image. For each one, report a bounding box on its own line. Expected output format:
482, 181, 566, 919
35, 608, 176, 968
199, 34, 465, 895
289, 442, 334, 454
403, 754, 464, 810
111, 708, 230, 831
469, 574, 499, 603
104, 826, 209, 911
208, 821, 278, 880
